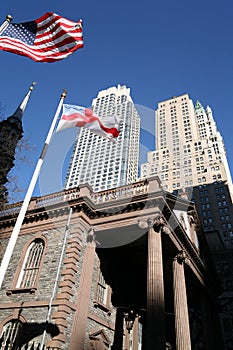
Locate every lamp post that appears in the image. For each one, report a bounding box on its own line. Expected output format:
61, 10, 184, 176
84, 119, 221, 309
124, 310, 137, 333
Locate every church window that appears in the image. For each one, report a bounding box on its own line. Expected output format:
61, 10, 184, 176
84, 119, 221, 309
16, 239, 44, 288
0, 319, 23, 349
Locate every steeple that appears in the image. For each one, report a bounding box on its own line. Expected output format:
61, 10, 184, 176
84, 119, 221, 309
7, 82, 36, 126
0, 82, 35, 208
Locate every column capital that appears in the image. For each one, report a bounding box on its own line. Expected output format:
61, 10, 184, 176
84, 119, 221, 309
138, 214, 172, 236
161, 225, 172, 236
138, 213, 163, 229
174, 250, 189, 265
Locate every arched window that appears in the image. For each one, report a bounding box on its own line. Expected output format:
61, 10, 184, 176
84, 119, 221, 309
0, 319, 23, 349
16, 238, 44, 288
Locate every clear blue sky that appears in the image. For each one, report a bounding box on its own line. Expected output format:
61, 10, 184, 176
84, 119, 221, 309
1, 0, 233, 201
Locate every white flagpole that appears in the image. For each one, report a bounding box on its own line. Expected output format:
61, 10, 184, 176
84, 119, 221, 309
39, 207, 72, 350
0, 89, 67, 288
0, 15, 12, 35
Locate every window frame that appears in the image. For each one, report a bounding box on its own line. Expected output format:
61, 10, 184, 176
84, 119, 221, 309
0, 317, 26, 350
93, 266, 111, 314
7, 235, 47, 295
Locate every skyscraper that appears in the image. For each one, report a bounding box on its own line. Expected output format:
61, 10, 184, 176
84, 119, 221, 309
141, 93, 233, 197
65, 85, 140, 192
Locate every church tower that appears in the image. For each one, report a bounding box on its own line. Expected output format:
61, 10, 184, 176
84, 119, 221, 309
0, 83, 35, 208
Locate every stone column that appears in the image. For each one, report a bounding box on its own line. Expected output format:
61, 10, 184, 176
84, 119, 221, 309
146, 219, 165, 350
172, 251, 191, 350
111, 308, 124, 350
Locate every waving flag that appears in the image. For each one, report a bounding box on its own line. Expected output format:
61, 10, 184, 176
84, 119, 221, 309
57, 104, 120, 139
0, 12, 83, 62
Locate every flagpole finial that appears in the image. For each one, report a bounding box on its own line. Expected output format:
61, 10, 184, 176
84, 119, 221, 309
29, 82, 37, 91
11, 82, 36, 122
0, 15, 12, 36
61, 89, 67, 99
6, 15, 12, 23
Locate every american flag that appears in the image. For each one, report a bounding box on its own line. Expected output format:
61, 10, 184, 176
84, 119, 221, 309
0, 12, 83, 62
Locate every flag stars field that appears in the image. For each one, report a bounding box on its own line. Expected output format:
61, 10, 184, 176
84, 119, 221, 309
5, 23, 36, 44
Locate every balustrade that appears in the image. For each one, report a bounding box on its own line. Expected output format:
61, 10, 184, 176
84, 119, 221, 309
92, 180, 148, 204
0, 181, 149, 216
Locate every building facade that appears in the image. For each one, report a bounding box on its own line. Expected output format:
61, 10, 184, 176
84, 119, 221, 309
192, 181, 233, 349
0, 177, 224, 350
0, 187, 116, 350
192, 181, 233, 248
141, 94, 233, 198
65, 85, 140, 192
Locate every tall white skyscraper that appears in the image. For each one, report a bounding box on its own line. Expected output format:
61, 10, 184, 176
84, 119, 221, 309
141, 93, 233, 197
65, 85, 140, 192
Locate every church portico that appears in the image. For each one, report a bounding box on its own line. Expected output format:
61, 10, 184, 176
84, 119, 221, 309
91, 178, 221, 349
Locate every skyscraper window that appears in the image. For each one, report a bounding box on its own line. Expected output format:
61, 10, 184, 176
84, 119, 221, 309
65, 85, 140, 192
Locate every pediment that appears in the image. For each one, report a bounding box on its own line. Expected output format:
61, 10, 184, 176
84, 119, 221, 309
89, 328, 111, 345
